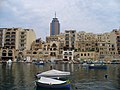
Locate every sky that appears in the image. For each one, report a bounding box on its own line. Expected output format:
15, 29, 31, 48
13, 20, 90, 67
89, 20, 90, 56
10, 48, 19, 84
0, 0, 120, 40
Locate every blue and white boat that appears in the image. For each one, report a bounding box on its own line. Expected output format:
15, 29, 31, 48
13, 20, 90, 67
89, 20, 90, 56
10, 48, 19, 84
88, 64, 107, 69
36, 77, 70, 89
35, 61, 44, 65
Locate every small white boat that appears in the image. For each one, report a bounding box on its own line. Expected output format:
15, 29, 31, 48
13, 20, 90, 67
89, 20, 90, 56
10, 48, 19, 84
36, 77, 70, 88
36, 69, 70, 78
7, 59, 12, 64
82, 63, 88, 66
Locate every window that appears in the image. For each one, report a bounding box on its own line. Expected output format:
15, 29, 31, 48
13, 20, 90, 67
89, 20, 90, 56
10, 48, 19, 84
21, 32, 25, 34
65, 34, 69, 36
8, 50, 12, 56
65, 37, 69, 40
84, 53, 86, 56
102, 44, 105, 46
69, 52, 72, 54
81, 53, 83, 56
12, 32, 16, 34
117, 36, 120, 38
88, 53, 90, 56
6, 32, 10, 34
73, 34, 75, 37
66, 41, 69, 45
64, 52, 68, 55
33, 52, 37, 54
71, 38, 75, 41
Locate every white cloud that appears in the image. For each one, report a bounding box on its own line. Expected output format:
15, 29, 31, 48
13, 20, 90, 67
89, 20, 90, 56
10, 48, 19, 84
0, 0, 120, 40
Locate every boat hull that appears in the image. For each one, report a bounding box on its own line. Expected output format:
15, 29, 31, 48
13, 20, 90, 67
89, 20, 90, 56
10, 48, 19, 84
89, 65, 107, 69
35, 62, 44, 65
36, 81, 70, 89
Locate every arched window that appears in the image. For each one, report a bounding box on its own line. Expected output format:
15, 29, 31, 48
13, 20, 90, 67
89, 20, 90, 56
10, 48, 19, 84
8, 50, 12, 53
2, 50, 7, 56
8, 50, 12, 56
52, 43, 57, 47
33, 52, 37, 54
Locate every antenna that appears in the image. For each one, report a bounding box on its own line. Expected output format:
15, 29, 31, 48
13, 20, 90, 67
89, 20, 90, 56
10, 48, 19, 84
55, 11, 56, 18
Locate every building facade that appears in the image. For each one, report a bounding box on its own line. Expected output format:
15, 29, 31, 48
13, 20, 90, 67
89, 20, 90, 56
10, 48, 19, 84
0, 28, 36, 61
64, 30, 77, 50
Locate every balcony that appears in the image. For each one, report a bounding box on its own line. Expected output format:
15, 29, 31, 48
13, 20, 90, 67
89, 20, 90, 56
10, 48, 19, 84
11, 40, 15, 43
11, 43, 15, 45
6, 32, 10, 34
5, 42, 11, 45
11, 32, 16, 34
11, 36, 15, 39
6, 36, 10, 38
20, 42, 26, 44
20, 38, 26, 40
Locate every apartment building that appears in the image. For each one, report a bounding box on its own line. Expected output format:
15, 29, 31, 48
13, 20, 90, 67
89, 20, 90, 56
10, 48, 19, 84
74, 31, 116, 61
46, 34, 64, 43
0, 28, 36, 61
64, 30, 77, 50
76, 31, 97, 52
96, 33, 110, 42
75, 51, 97, 61
77, 31, 97, 42
19, 29, 36, 50
96, 42, 117, 60
31, 38, 43, 51
0, 28, 5, 48
25, 38, 44, 61
110, 29, 120, 57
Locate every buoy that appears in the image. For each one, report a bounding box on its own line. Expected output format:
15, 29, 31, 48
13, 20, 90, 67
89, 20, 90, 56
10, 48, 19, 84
75, 87, 78, 89
104, 74, 108, 79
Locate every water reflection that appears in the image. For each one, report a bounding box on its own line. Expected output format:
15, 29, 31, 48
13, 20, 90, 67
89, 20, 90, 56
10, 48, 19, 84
0, 63, 14, 90
116, 66, 120, 89
0, 63, 120, 90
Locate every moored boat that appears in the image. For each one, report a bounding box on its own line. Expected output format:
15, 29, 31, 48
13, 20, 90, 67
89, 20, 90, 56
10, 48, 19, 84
36, 69, 70, 78
35, 61, 44, 65
88, 64, 107, 69
82, 63, 89, 67
35, 77, 70, 89
7, 59, 12, 64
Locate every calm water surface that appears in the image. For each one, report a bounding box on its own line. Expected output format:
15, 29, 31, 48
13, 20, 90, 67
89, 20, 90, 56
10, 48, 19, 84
0, 63, 120, 90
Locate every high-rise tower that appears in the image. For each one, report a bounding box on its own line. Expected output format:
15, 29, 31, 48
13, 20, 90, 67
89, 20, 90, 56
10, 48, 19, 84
50, 12, 60, 36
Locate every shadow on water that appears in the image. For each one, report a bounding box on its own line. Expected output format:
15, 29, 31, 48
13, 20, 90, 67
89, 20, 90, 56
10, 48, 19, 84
36, 86, 70, 90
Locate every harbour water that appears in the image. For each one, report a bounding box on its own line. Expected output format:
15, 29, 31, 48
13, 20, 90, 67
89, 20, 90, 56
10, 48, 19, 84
0, 63, 120, 90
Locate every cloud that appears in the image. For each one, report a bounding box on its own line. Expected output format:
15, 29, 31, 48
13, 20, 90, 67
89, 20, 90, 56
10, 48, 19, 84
0, 0, 120, 40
